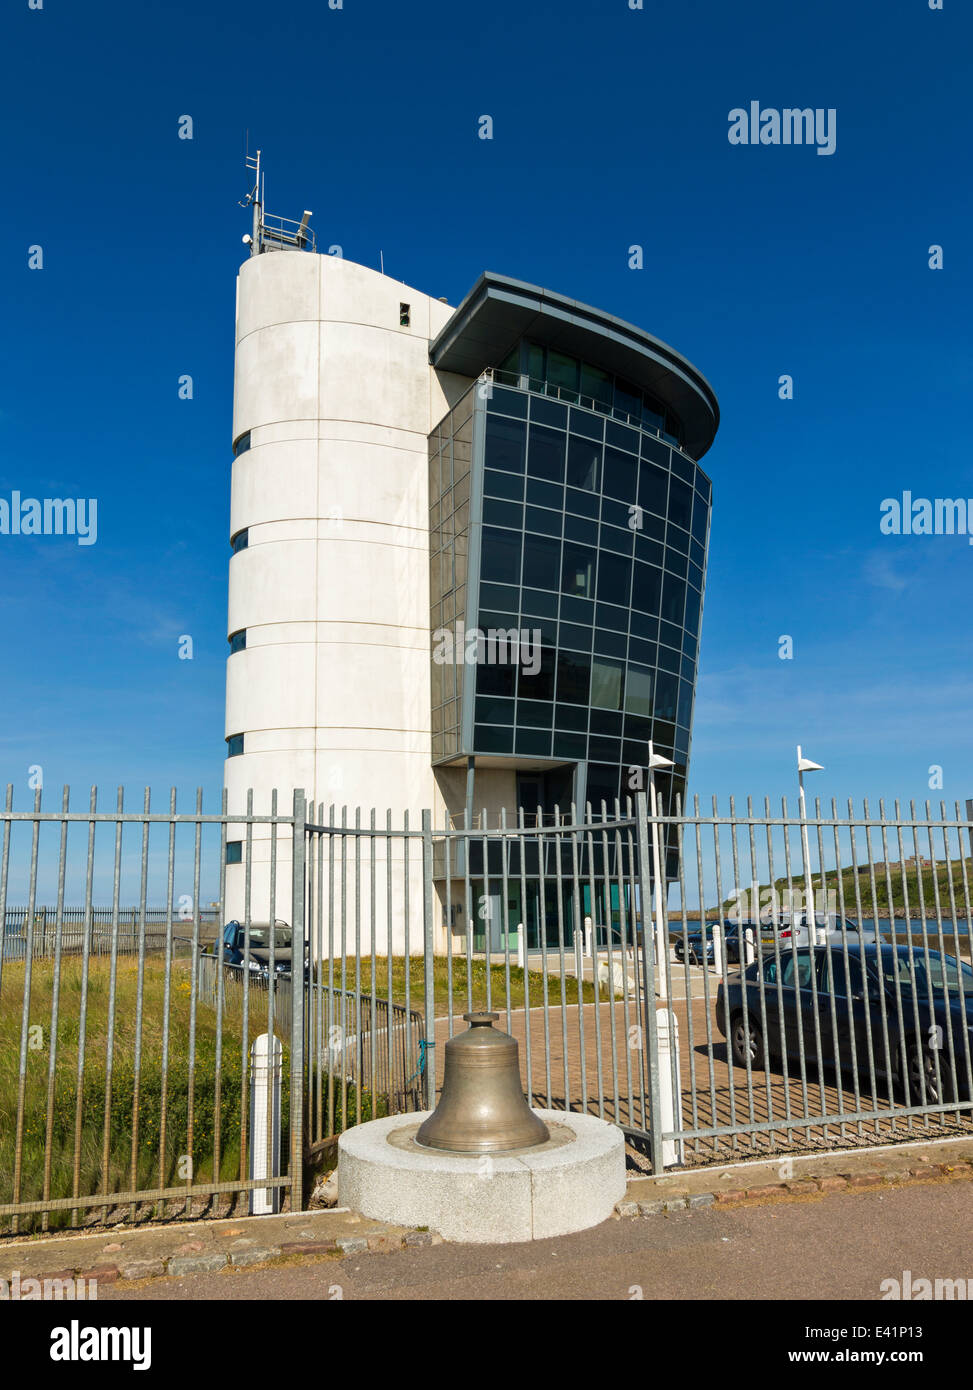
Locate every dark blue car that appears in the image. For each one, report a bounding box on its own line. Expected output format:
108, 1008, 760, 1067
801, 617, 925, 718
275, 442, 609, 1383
716, 943, 973, 1106
211, 920, 294, 976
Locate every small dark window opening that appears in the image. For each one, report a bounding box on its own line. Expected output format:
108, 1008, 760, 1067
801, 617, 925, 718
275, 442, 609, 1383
226, 733, 244, 757
231, 529, 249, 554
232, 431, 251, 458
228, 630, 247, 654
399, 303, 411, 327
226, 841, 243, 865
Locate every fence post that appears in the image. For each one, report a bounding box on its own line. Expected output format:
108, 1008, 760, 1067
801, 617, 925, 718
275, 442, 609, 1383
421, 809, 436, 1111
744, 926, 755, 966
634, 790, 666, 1174
250, 1033, 283, 1214
712, 920, 724, 976
289, 788, 306, 1211
656, 1009, 682, 1168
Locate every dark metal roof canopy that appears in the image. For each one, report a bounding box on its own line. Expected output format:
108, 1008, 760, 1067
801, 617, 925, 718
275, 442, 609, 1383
430, 272, 719, 460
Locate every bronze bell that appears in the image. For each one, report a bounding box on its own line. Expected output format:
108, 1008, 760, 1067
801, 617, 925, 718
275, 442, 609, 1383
416, 1012, 549, 1154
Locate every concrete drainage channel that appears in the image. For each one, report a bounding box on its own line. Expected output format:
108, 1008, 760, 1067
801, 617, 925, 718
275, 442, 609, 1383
4, 1135, 973, 1291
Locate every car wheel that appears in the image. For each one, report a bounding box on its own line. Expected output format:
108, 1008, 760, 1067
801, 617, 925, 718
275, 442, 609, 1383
906, 1040, 955, 1106
731, 1013, 765, 1068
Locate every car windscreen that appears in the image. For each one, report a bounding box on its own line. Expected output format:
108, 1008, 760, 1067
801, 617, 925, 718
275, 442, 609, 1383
247, 927, 293, 949
879, 950, 973, 994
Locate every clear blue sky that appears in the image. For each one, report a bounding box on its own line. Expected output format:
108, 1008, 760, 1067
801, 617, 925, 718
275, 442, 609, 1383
2, 0, 971, 825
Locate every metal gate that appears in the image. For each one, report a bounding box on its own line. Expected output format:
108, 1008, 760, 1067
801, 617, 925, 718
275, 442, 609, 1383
301, 794, 666, 1168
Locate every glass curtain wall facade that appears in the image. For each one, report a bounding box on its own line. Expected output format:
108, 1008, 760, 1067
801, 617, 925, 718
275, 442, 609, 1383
430, 378, 711, 821
429, 387, 473, 761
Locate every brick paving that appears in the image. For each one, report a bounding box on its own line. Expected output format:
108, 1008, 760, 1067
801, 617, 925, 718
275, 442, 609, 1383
433, 971, 973, 1164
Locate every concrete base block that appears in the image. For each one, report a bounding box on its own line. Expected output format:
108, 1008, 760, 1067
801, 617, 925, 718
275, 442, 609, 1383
337, 1109, 626, 1244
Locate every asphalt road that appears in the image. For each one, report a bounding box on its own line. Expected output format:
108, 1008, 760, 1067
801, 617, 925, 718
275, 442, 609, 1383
103, 1180, 972, 1301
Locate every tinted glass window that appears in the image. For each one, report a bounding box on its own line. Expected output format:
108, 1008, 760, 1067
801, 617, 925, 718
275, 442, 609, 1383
586, 764, 621, 812
624, 665, 652, 717
517, 647, 556, 702
525, 505, 561, 537
548, 351, 579, 398
527, 425, 566, 482
561, 543, 595, 599
566, 435, 601, 491
597, 551, 632, 606
641, 400, 665, 433
580, 363, 613, 408
522, 534, 561, 591
526, 342, 546, 384
485, 469, 524, 501
654, 671, 678, 721
478, 662, 516, 697
638, 464, 669, 516
614, 380, 641, 420
591, 656, 624, 710
485, 416, 526, 473
632, 562, 662, 615
668, 477, 693, 530
603, 447, 637, 502
661, 574, 686, 624
480, 527, 522, 585
487, 386, 527, 418
557, 650, 591, 705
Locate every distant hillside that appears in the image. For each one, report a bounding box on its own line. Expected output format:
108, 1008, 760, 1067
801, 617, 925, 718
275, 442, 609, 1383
697, 859, 973, 920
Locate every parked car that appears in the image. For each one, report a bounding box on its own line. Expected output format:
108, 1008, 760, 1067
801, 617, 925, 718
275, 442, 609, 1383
758, 913, 879, 950
673, 920, 757, 966
208, 920, 297, 978
716, 943, 973, 1105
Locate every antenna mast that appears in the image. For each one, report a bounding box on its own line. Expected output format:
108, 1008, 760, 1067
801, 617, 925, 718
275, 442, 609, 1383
241, 144, 263, 256
239, 142, 314, 256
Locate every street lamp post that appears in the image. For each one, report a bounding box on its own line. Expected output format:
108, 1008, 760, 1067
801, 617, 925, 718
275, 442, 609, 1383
797, 746, 824, 946
647, 742, 674, 1000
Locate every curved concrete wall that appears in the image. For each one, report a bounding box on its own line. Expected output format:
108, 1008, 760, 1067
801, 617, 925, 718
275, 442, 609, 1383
224, 252, 467, 938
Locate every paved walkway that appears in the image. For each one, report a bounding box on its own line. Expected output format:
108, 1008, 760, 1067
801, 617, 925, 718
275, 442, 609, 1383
97, 1178, 973, 1303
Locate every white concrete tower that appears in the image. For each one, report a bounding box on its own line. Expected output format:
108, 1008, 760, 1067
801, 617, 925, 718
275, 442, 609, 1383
224, 244, 467, 937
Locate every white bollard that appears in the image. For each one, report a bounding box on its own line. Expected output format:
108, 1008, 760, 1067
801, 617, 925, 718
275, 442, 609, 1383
711, 921, 724, 977
655, 1009, 683, 1167
584, 915, 594, 960
516, 921, 526, 970
744, 926, 756, 966
249, 1033, 283, 1215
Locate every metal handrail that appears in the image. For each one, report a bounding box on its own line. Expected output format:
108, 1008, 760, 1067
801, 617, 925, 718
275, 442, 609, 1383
258, 211, 316, 253
483, 366, 686, 454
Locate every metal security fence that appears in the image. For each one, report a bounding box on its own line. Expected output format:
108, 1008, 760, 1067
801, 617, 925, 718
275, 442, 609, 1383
196, 956, 425, 1117
0, 786, 306, 1234
3, 782, 972, 1233
2, 910, 189, 961
658, 796, 973, 1166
